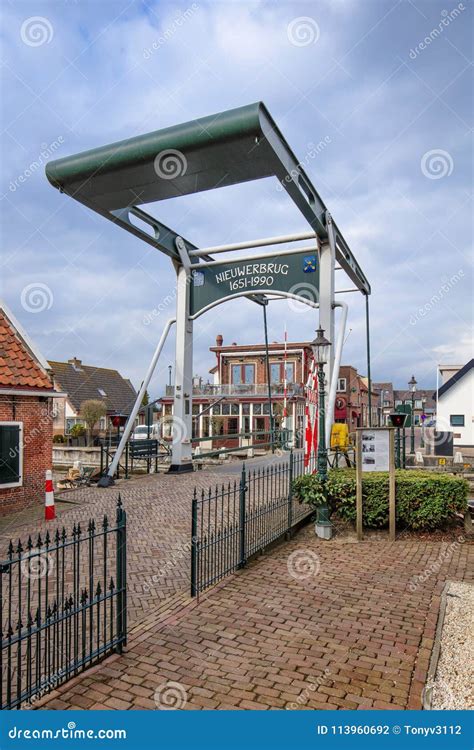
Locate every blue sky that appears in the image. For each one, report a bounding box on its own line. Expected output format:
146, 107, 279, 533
1, 0, 472, 397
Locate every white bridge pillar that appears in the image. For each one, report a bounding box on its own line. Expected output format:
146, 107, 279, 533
319, 215, 336, 403
169, 251, 194, 473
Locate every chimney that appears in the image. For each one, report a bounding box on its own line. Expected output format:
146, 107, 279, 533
216, 334, 223, 347
68, 357, 83, 370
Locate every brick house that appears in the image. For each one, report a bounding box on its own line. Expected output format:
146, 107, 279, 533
372, 381, 394, 426
160, 336, 376, 449
48, 358, 138, 439
334, 365, 378, 430
160, 335, 311, 449
0, 302, 64, 515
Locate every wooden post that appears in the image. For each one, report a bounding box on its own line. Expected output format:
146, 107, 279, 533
356, 430, 363, 541
389, 428, 396, 541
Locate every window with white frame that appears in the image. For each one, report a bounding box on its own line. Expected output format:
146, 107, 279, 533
337, 378, 347, 392
0, 422, 23, 488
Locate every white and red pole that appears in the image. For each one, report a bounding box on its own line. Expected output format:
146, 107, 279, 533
282, 326, 288, 429
45, 470, 55, 521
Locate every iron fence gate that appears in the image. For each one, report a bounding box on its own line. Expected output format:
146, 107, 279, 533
191, 451, 312, 596
1, 497, 126, 709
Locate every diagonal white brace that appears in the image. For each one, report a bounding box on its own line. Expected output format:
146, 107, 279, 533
98, 317, 176, 486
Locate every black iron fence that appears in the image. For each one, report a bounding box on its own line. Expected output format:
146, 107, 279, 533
1, 497, 126, 710
191, 451, 311, 596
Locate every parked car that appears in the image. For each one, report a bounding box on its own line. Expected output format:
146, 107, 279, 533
131, 424, 160, 440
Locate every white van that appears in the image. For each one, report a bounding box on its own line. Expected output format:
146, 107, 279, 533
131, 423, 160, 441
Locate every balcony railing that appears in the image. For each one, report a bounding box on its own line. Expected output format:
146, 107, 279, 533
165, 383, 304, 398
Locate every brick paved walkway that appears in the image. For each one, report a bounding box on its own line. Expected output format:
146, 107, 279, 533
0, 469, 237, 624
36, 525, 473, 711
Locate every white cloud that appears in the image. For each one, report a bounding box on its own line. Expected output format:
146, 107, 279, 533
1, 0, 471, 392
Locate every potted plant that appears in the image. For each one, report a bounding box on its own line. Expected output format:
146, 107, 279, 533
69, 423, 86, 446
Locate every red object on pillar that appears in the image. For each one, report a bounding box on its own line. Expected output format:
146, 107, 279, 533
312, 410, 318, 474
111, 415, 121, 428
45, 470, 55, 521
304, 406, 312, 468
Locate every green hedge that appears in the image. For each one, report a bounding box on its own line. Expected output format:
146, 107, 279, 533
293, 469, 468, 531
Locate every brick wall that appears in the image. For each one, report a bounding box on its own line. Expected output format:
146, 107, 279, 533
0, 395, 53, 515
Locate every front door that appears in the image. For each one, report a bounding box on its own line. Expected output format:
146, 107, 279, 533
254, 416, 267, 444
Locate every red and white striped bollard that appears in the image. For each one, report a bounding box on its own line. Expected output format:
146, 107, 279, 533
45, 470, 55, 521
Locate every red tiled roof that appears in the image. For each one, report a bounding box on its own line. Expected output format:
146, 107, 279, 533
0, 309, 53, 390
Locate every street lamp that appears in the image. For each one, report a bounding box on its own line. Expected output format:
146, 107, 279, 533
420, 398, 426, 448
311, 327, 332, 540
408, 375, 417, 454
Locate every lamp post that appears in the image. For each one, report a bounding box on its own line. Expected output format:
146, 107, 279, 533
408, 375, 417, 454
420, 399, 426, 448
311, 327, 332, 540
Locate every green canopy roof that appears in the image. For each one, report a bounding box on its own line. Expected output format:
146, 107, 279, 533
46, 102, 369, 293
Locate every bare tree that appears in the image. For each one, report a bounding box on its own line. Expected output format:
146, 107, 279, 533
80, 399, 107, 446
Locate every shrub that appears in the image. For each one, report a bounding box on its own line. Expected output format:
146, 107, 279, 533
293, 469, 468, 531
69, 423, 86, 438
52, 434, 66, 444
